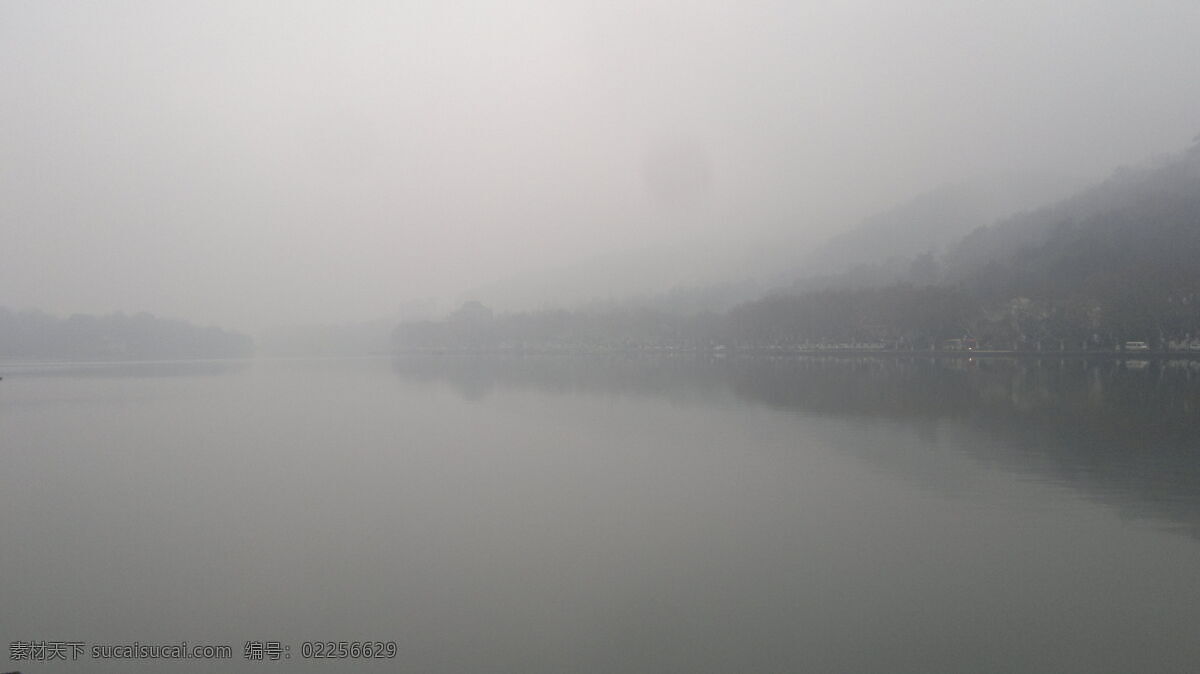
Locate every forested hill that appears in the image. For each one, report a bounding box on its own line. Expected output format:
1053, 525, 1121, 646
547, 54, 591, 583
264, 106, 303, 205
0, 308, 254, 360
734, 139, 1200, 349
946, 141, 1200, 288
395, 139, 1200, 353
941, 141, 1200, 340
796, 173, 1072, 284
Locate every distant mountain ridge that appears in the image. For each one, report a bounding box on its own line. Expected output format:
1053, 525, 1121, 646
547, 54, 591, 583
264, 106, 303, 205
803, 175, 1070, 275
789, 172, 1076, 291
396, 137, 1200, 352
946, 142, 1200, 287
734, 138, 1200, 349
0, 308, 254, 360
463, 173, 1075, 316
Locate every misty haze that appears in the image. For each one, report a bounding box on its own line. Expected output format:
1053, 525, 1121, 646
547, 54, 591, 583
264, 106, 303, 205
4, 2, 1200, 672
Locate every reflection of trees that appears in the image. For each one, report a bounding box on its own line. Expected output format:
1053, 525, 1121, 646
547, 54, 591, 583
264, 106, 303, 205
392, 354, 733, 404
724, 357, 1200, 538
11, 359, 251, 379
393, 354, 1200, 537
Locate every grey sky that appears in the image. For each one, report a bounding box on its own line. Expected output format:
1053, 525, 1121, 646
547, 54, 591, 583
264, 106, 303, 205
3, 0, 1199, 331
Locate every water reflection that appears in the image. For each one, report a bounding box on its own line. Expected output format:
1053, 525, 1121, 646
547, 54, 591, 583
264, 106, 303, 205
0, 358, 251, 379
394, 355, 1200, 538
4, 355, 1198, 672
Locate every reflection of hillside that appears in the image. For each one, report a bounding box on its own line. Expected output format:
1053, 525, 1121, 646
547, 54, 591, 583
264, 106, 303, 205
734, 356, 1200, 537
391, 354, 738, 403
732, 357, 1200, 448
392, 354, 1200, 537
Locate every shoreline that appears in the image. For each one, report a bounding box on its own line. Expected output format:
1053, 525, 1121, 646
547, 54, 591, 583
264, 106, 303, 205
393, 347, 1200, 360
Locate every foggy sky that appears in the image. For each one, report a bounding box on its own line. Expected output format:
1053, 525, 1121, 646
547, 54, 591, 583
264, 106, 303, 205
3, 0, 1199, 332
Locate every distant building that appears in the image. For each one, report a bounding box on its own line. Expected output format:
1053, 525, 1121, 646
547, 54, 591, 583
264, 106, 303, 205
942, 337, 977, 351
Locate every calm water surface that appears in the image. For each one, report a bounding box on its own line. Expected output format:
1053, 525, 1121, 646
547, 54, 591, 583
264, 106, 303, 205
2, 355, 1199, 673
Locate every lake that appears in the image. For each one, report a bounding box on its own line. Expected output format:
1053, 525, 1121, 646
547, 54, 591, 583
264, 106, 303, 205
2, 355, 1199, 673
